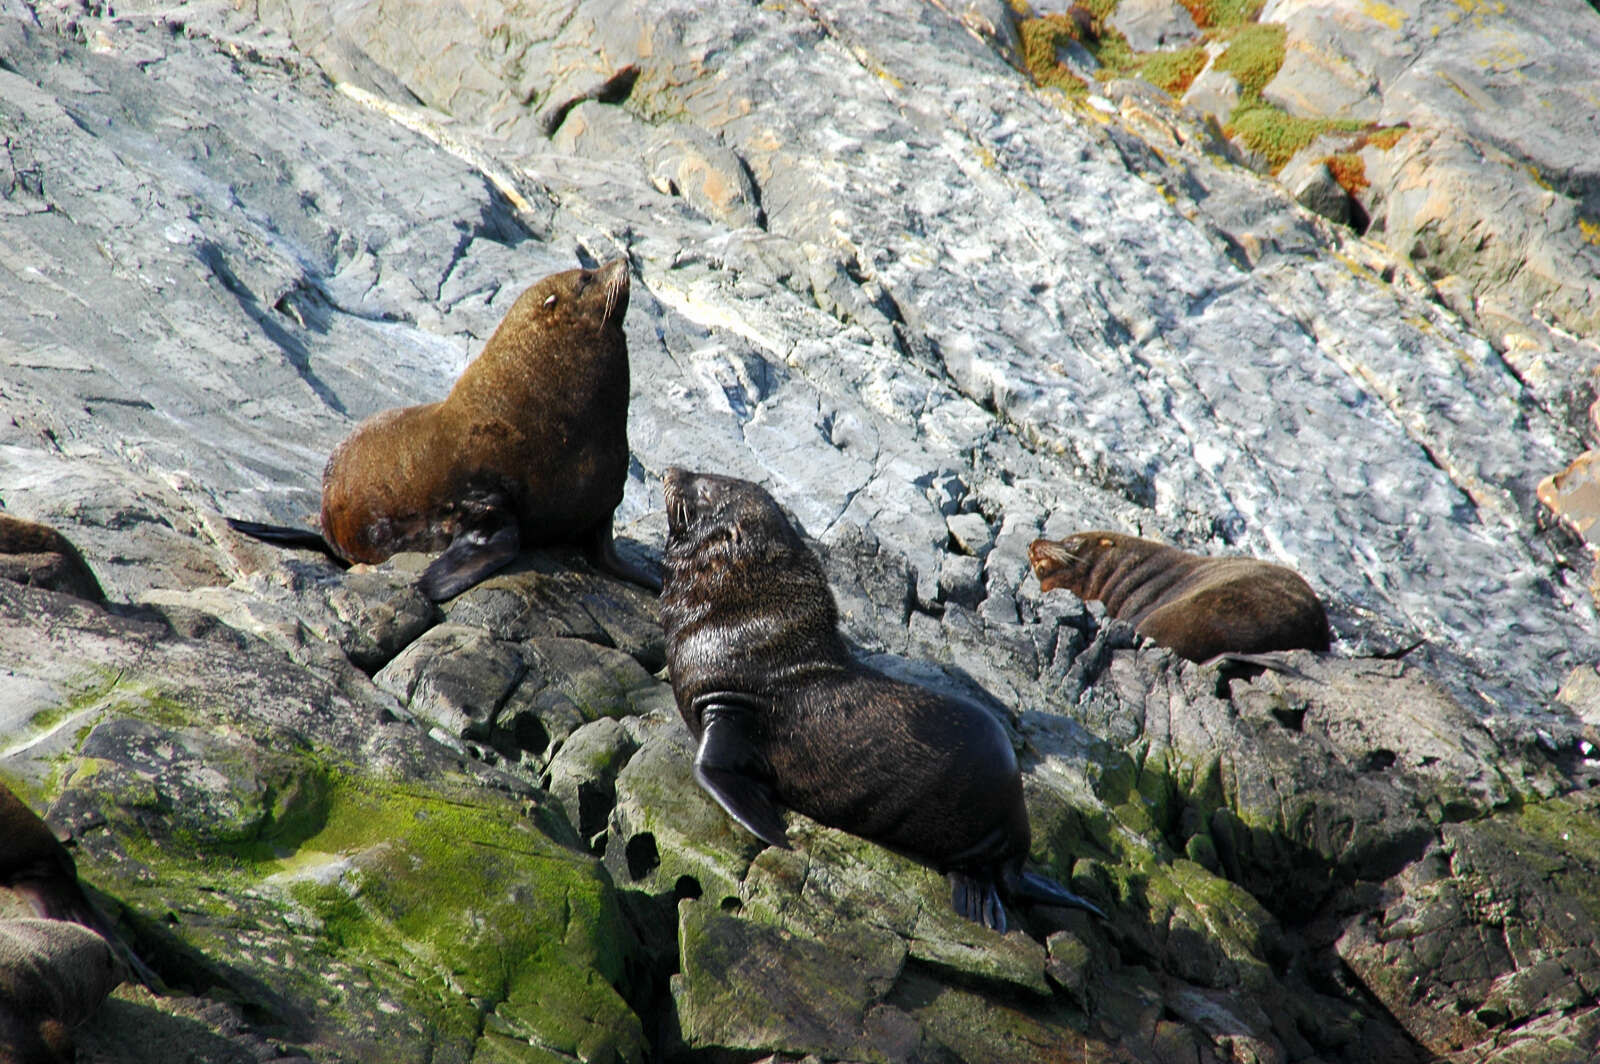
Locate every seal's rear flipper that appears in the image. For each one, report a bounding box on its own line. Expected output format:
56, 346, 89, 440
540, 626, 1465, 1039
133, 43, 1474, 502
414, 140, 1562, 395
1007, 868, 1107, 920
226, 518, 347, 566
692, 700, 791, 849
949, 872, 1008, 932
586, 524, 663, 593
419, 523, 521, 601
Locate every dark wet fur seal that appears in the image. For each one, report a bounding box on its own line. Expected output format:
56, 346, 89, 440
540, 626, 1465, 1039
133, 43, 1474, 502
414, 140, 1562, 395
0, 782, 158, 990
659, 469, 1103, 931
0, 514, 104, 603
228, 258, 659, 601
1029, 531, 1331, 662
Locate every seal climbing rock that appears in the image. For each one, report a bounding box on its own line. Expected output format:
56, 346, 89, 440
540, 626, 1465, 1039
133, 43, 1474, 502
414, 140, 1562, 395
659, 468, 1104, 931
1029, 530, 1331, 662
230, 258, 658, 600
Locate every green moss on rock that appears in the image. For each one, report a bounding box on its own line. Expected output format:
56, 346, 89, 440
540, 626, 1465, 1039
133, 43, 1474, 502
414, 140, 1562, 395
1212, 23, 1285, 100
1227, 104, 1368, 172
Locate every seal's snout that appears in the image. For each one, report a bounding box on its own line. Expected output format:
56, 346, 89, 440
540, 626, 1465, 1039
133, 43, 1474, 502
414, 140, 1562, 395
596, 257, 630, 325
1027, 538, 1065, 572
664, 467, 694, 536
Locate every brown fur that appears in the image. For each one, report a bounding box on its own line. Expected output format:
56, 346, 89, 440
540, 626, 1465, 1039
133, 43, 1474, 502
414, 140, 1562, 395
320, 259, 633, 566
0, 784, 90, 928
660, 470, 1101, 930
1029, 531, 1331, 662
0, 515, 104, 603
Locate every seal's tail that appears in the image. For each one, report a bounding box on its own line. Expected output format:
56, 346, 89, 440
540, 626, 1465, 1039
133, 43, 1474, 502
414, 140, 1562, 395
225, 518, 348, 568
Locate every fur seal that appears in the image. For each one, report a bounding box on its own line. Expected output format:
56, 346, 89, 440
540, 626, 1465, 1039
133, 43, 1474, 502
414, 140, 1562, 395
0, 918, 120, 1064
659, 469, 1103, 931
1028, 531, 1331, 662
0, 783, 157, 990
0, 514, 104, 603
229, 258, 658, 600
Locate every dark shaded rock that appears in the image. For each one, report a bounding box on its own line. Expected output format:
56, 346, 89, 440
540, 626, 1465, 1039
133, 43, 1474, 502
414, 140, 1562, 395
1338, 789, 1600, 1061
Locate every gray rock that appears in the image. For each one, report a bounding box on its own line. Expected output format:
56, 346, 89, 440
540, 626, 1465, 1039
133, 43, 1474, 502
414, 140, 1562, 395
1108, 0, 1199, 53
1180, 58, 1241, 122
1280, 157, 1352, 226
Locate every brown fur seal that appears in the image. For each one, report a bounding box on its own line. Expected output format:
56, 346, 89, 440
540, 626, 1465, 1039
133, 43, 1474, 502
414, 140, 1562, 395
659, 469, 1103, 931
0, 515, 104, 603
0, 783, 157, 990
1028, 531, 1331, 662
0, 919, 120, 1064
229, 258, 658, 600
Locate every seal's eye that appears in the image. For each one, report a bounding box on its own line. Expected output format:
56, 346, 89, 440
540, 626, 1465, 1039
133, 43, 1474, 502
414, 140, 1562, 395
543, 294, 558, 309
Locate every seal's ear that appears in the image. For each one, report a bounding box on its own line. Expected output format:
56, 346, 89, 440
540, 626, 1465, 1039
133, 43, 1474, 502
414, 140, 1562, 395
542, 293, 558, 310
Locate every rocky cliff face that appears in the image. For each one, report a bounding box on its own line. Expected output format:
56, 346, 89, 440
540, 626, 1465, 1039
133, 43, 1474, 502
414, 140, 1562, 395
1, 0, 1598, 1061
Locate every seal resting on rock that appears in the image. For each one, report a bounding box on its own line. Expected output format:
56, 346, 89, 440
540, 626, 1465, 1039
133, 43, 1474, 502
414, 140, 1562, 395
659, 468, 1104, 931
0, 514, 104, 603
1028, 531, 1330, 662
229, 258, 658, 601
0, 783, 157, 990
0, 919, 121, 1064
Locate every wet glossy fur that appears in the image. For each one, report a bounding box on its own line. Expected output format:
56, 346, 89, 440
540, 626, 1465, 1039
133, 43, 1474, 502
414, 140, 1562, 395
661, 469, 1102, 930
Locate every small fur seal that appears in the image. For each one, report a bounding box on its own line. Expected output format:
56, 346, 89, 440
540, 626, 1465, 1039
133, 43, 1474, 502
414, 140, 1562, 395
659, 469, 1103, 931
0, 782, 157, 990
0, 514, 104, 603
1028, 531, 1331, 662
229, 258, 658, 600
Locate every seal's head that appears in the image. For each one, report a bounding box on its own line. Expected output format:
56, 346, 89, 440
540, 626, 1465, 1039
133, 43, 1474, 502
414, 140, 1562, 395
528, 257, 629, 335
659, 468, 840, 668
663, 468, 806, 564
1029, 530, 1160, 594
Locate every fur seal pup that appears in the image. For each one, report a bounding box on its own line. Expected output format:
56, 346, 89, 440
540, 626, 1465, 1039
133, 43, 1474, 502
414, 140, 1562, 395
659, 469, 1103, 931
0, 783, 157, 989
1028, 531, 1330, 662
229, 258, 658, 600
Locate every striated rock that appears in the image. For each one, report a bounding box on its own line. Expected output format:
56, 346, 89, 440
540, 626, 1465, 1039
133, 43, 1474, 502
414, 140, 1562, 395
1338, 790, 1600, 1062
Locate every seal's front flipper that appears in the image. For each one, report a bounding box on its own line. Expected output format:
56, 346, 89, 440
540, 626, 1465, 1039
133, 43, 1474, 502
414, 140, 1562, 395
419, 522, 520, 601
692, 700, 790, 849
226, 518, 348, 567
586, 523, 663, 593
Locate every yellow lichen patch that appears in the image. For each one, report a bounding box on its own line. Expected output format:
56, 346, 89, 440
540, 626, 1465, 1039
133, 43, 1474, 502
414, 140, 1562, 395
1361, 1, 1407, 29
1580, 217, 1600, 247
